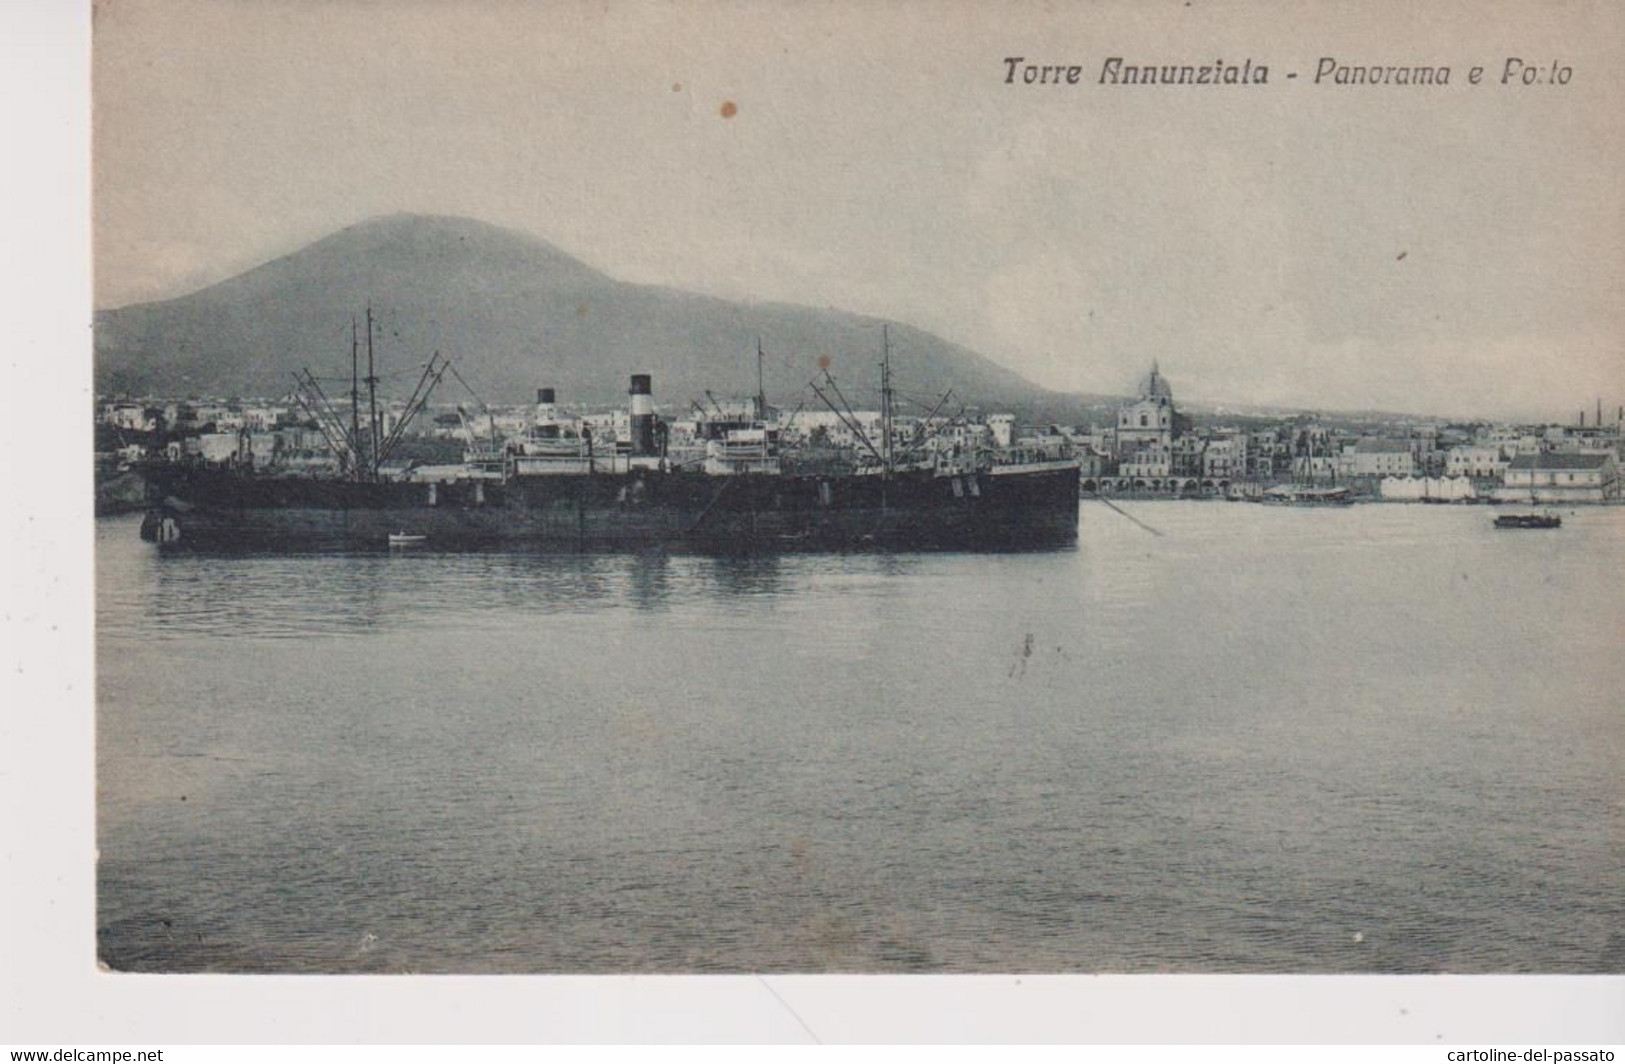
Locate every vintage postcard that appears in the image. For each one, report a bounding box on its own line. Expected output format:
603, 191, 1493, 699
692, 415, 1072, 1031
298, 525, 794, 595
38, 0, 1625, 1041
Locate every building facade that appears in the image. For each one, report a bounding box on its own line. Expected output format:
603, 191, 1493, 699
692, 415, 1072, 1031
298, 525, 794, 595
1116, 362, 1177, 455
1497, 452, 1619, 503
1338, 438, 1415, 478
1446, 445, 1510, 479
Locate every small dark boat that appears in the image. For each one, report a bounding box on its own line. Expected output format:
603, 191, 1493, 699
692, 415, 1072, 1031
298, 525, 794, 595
1493, 513, 1561, 529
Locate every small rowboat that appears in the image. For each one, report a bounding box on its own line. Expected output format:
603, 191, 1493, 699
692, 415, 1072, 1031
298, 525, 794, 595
388, 532, 428, 547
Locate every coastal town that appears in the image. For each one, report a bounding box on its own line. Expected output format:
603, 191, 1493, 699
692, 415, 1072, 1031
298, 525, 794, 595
95, 360, 1623, 512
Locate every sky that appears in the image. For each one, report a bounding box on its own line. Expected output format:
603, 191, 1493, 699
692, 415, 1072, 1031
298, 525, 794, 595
93, 0, 1625, 421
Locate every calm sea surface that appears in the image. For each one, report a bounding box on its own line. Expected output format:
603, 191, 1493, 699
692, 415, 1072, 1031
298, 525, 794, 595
96, 503, 1625, 972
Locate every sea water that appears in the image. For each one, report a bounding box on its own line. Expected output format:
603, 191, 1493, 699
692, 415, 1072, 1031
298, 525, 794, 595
95, 503, 1625, 972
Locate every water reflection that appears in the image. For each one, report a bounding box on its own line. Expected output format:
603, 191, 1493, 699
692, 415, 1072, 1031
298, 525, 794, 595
626, 551, 673, 610
694, 553, 784, 599
110, 532, 967, 639
477, 552, 625, 615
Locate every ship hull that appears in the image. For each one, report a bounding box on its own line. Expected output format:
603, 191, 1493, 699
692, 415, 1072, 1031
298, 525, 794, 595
140, 464, 1080, 552
1493, 513, 1561, 529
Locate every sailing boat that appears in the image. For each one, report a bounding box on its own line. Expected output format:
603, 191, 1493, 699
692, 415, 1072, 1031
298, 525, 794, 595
1263, 430, 1353, 505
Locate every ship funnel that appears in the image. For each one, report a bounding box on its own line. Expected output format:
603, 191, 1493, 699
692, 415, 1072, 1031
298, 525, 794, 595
629, 374, 656, 456
534, 386, 560, 437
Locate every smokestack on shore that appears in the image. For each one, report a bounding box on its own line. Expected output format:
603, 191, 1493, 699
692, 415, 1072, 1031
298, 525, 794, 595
629, 374, 656, 456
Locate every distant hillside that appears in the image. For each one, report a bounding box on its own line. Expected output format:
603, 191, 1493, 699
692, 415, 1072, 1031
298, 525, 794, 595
95, 214, 1083, 420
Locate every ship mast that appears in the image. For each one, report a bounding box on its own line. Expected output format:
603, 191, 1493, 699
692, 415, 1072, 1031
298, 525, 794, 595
365, 306, 380, 481
756, 336, 768, 421
880, 324, 895, 478
349, 317, 362, 480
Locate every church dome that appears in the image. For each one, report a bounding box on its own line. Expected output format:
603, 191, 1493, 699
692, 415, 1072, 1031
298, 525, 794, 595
1140, 361, 1173, 401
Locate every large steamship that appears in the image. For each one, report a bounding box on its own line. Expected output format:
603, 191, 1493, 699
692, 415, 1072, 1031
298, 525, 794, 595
139, 321, 1081, 552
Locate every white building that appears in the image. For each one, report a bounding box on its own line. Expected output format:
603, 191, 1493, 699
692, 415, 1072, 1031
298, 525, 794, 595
1380, 476, 1476, 501
1338, 438, 1414, 478
1496, 452, 1619, 503
187, 433, 242, 463
106, 402, 158, 432
243, 407, 282, 432
988, 414, 1016, 449
1445, 445, 1509, 479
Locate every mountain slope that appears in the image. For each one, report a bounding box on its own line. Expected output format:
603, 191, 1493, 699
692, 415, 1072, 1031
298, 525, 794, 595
95, 214, 1061, 416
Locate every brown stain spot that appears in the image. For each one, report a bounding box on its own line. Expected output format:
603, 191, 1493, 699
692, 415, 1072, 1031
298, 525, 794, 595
719, 100, 738, 119
672, 82, 682, 92
816, 354, 831, 371
1396, 250, 1408, 260
789, 838, 812, 878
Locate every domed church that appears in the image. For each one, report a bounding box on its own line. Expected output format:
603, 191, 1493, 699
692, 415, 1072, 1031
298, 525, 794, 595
1117, 361, 1178, 452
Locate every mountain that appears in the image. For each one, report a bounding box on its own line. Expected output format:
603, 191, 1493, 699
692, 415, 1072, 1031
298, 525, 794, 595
95, 214, 1076, 419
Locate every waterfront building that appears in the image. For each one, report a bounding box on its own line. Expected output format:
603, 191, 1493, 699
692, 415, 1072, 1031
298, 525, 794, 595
1287, 416, 1339, 479
1496, 452, 1619, 503
1247, 429, 1287, 478
1445, 445, 1510, 480
429, 411, 466, 440
1076, 448, 1111, 479
1552, 428, 1624, 460
278, 426, 331, 454
244, 407, 282, 432
187, 432, 241, 464
1119, 442, 1172, 479
190, 403, 232, 428
1411, 424, 1441, 466
1438, 425, 1476, 449
244, 432, 279, 465
1170, 434, 1205, 477
212, 410, 247, 433
1292, 454, 1339, 481
1201, 437, 1244, 479
161, 402, 201, 429
780, 410, 882, 450
1338, 438, 1415, 478
105, 401, 160, 433
1379, 475, 1476, 501
1505, 433, 1544, 456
